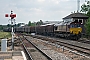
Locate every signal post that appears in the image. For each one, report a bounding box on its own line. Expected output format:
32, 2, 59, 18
5, 10, 16, 50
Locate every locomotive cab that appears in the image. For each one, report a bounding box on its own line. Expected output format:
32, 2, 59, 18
70, 23, 82, 35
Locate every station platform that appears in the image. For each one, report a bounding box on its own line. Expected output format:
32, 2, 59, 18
0, 51, 24, 60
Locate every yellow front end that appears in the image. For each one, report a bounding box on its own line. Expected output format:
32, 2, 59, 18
70, 28, 82, 35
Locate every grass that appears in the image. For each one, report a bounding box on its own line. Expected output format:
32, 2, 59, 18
0, 32, 11, 39
0, 32, 11, 47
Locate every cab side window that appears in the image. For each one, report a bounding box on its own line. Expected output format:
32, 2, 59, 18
55, 26, 57, 30
70, 24, 74, 28
77, 24, 81, 28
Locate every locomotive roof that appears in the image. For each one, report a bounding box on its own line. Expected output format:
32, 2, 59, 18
63, 13, 89, 19
40, 25, 46, 26
55, 21, 71, 26
40, 24, 54, 26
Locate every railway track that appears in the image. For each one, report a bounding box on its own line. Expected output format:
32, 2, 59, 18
77, 39, 90, 44
55, 41, 90, 57
51, 36, 90, 44
30, 34, 90, 45
27, 34, 90, 58
19, 35, 52, 60
23, 33, 90, 44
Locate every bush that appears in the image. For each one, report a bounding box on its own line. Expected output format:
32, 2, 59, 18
85, 18, 90, 36
0, 32, 11, 39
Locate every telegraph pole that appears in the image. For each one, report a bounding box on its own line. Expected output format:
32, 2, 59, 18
5, 10, 16, 51
77, 0, 80, 12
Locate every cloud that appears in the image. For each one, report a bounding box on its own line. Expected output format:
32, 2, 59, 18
0, 0, 85, 25
37, 0, 45, 3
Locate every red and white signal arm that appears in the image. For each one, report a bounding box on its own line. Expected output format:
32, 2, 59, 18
5, 14, 9, 17
10, 14, 16, 18
5, 14, 16, 18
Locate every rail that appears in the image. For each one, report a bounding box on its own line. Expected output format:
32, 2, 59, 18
20, 37, 33, 60
23, 35, 52, 60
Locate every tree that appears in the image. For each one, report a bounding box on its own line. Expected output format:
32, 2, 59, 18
17, 23, 21, 27
87, 10, 90, 17
81, 1, 90, 17
40, 20, 43, 25
27, 21, 31, 26
36, 20, 43, 25
81, 1, 90, 37
7, 24, 11, 27
0, 25, 3, 30
85, 18, 90, 35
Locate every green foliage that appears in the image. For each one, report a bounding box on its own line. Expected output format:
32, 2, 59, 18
7, 24, 11, 27
85, 18, 90, 35
81, 1, 90, 16
81, 1, 90, 36
87, 10, 90, 17
36, 20, 43, 25
28, 21, 31, 26
27, 20, 43, 26
0, 25, 3, 30
31, 23, 35, 26
27, 21, 35, 26
0, 25, 8, 31
17, 23, 21, 27
0, 32, 11, 39
81, 4, 88, 13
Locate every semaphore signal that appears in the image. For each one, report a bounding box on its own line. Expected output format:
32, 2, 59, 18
5, 11, 16, 18
5, 10, 16, 51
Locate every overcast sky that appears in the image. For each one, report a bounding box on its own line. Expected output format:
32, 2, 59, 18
0, 0, 86, 25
